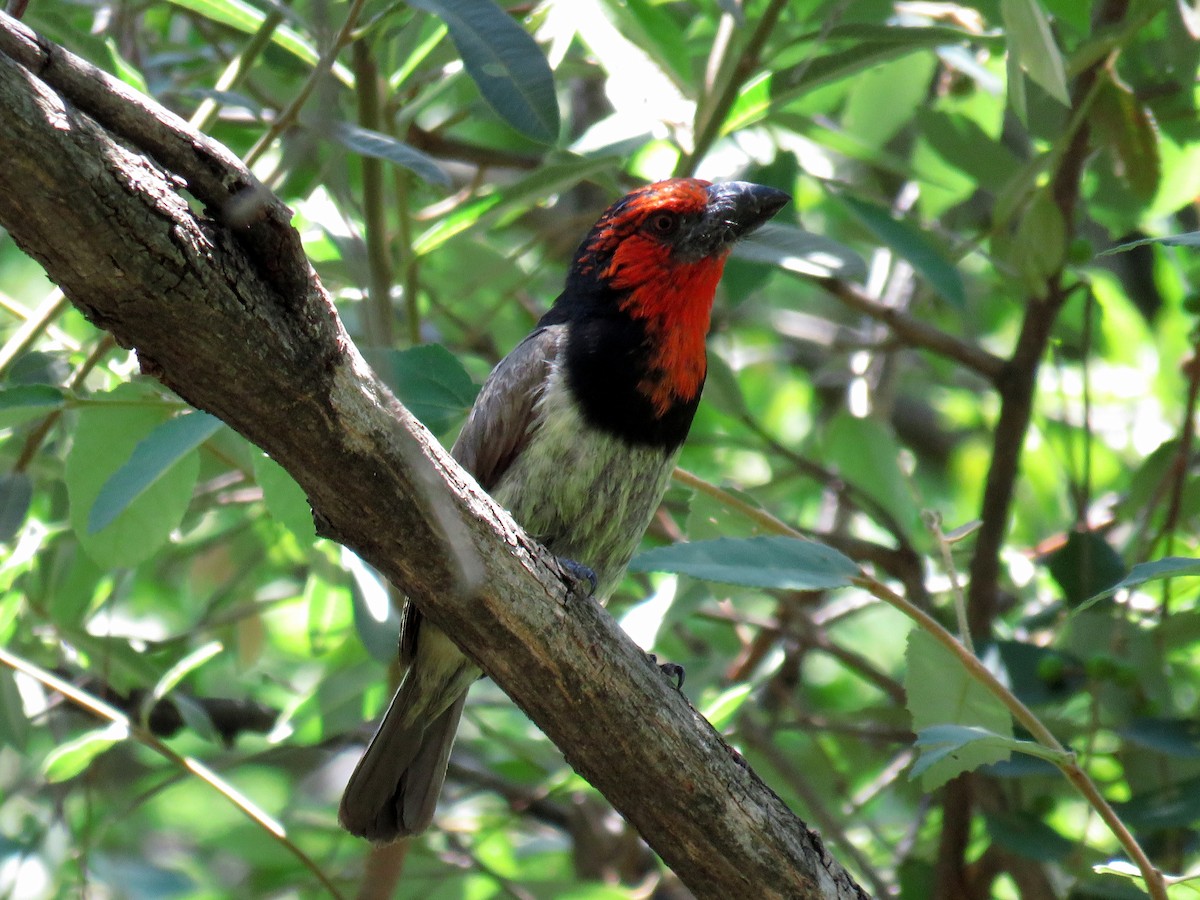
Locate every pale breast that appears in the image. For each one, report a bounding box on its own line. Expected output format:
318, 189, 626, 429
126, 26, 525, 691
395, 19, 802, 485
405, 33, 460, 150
490, 365, 678, 603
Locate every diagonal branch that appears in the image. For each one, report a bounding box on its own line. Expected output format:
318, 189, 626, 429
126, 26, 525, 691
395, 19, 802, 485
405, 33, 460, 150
0, 13, 865, 900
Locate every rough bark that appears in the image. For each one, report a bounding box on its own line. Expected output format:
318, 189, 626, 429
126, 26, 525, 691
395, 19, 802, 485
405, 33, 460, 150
0, 13, 868, 899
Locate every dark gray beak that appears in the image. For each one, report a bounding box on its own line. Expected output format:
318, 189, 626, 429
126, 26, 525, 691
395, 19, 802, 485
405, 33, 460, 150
704, 181, 791, 244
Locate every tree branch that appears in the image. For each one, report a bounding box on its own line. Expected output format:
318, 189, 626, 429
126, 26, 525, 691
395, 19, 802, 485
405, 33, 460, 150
0, 13, 866, 899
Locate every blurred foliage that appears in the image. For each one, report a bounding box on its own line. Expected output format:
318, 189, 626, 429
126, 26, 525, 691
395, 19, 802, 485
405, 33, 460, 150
2, 0, 1200, 897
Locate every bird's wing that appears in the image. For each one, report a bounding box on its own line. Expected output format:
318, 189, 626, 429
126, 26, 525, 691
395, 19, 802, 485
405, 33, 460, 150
450, 323, 565, 491
398, 323, 565, 666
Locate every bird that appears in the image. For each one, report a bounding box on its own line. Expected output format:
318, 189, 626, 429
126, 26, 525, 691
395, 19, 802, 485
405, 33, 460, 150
338, 177, 790, 842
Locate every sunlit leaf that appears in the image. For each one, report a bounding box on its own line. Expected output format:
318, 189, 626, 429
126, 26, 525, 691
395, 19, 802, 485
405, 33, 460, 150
88, 411, 222, 534
407, 0, 560, 143
44, 722, 130, 783
253, 454, 315, 543
1001, 0, 1070, 106
66, 384, 200, 568
733, 223, 868, 281
165, 0, 353, 86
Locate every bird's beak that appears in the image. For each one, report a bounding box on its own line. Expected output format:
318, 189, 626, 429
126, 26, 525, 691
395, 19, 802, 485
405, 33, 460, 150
704, 181, 791, 243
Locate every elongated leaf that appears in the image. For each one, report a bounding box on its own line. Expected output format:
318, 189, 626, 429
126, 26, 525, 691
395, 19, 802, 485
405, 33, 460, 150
703, 684, 753, 731
1113, 774, 1200, 829
330, 123, 450, 187
840, 195, 964, 306
89, 411, 222, 534
0, 669, 29, 753
773, 26, 984, 100
733, 223, 868, 281
1080, 556, 1200, 609
44, 722, 129, 783
408, 0, 560, 143
1092, 77, 1161, 202
1099, 231, 1200, 256
146, 642, 223, 713
0, 473, 32, 543
66, 384, 202, 567
629, 536, 859, 590
165, 0, 353, 86
1001, 0, 1070, 106
413, 155, 618, 255
0, 384, 65, 429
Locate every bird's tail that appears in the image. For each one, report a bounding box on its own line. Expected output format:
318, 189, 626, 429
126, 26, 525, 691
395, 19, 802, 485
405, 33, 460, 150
338, 648, 474, 842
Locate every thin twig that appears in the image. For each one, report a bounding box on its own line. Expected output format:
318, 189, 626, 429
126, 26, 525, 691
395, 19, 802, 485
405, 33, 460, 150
0, 645, 346, 900
243, 0, 368, 167
675, 0, 789, 176
816, 276, 1005, 383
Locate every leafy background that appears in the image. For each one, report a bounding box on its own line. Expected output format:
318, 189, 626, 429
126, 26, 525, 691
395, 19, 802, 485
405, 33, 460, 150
2, 0, 1200, 897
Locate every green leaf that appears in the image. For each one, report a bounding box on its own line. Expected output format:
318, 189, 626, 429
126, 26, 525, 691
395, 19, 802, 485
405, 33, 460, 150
407, 0, 560, 143
839, 195, 964, 307
1001, 0, 1070, 106
43, 722, 129, 783
66, 383, 201, 568
387, 343, 479, 434
1119, 718, 1200, 758
629, 536, 859, 590
824, 413, 920, 540
0, 473, 32, 543
1080, 556, 1200, 609
144, 641, 223, 722
1113, 774, 1200, 829
986, 811, 1077, 863
1098, 231, 1200, 257
733, 223, 868, 282
1092, 76, 1161, 203
252, 454, 315, 543
329, 123, 450, 187
413, 156, 618, 255
88, 411, 222, 534
915, 109, 1022, 190
165, 0, 353, 86
0, 384, 65, 428
905, 630, 1015, 788
1044, 530, 1127, 608
0, 669, 29, 753
103, 37, 148, 93
911, 724, 1017, 788
773, 26, 985, 100
619, 0, 690, 87
906, 632, 1012, 732
702, 684, 752, 731
1008, 189, 1067, 294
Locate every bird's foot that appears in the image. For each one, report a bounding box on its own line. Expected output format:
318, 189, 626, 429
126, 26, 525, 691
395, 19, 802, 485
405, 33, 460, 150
557, 557, 597, 599
648, 653, 686, 691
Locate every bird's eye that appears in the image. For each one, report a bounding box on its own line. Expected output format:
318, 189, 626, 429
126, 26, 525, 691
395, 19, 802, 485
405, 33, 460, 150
647, 212, 679, 236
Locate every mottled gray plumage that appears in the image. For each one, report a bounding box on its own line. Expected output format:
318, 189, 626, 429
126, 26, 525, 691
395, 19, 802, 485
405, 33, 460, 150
338, 325, 679, 840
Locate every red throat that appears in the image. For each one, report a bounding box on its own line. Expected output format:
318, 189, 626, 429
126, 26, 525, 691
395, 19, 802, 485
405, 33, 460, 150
605, 246, 727, 416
